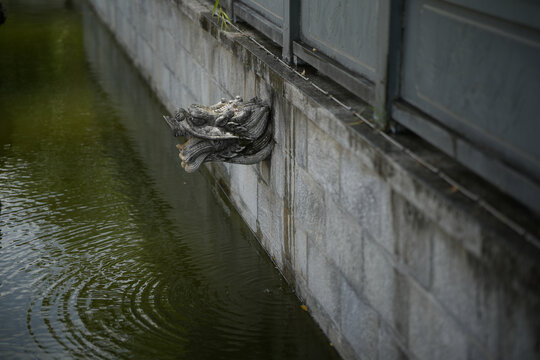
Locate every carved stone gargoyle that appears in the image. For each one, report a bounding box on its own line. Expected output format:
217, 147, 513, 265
163, 96, 273, 172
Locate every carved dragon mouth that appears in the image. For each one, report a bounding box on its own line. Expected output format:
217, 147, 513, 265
164, 96, 273, 172
176, 138, 220, 173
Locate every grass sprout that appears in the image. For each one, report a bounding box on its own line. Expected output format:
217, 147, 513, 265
213, 0, 231, 31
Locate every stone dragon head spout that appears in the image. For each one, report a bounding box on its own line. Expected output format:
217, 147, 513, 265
163, 96, 273, 172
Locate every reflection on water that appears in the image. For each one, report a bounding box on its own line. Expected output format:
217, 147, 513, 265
0, 1, 339, 358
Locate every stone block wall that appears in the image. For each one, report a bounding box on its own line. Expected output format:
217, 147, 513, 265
87, 0, 540, 359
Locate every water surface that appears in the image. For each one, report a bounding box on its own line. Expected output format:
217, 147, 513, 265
0, 1, 339, 358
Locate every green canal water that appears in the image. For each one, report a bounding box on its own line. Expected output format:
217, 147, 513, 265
0, 1, 339, 358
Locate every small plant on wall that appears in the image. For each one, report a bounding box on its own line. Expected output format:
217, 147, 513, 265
212, 0, 231, 30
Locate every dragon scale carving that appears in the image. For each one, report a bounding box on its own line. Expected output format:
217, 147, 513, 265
164, 96, 273, 172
